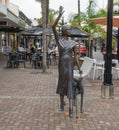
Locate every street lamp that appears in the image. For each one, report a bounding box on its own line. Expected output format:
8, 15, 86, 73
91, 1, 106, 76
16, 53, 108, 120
101, 0, 114, 99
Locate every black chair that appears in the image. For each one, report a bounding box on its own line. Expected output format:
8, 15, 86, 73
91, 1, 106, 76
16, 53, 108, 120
26, 51, 35, 65
32, 52, 50, 69
17, 52, 26, 68
32, 53, 42, 69
7, 52, 19, 68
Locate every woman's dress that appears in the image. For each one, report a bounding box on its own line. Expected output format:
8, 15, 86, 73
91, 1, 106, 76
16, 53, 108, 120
56, 38, 77, 99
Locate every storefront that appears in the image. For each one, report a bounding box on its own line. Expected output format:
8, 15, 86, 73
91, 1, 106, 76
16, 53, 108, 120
0, 1, 32, 52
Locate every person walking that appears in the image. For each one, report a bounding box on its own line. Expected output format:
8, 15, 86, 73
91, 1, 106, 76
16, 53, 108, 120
93, 40, 97, 52
52, 6, 80, 118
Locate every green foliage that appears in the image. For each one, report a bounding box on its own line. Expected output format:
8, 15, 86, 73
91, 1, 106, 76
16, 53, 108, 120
94, 9, 107, 18
69, 0, 107, 40
86, 0, 97, 18
35, 0, 108, 40
35, 0, 41, 2
48, 9, 58, 27
37, 18, 42, 25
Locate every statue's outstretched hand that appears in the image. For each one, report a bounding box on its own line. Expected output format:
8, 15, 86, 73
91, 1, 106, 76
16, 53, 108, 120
59, 6, 65, 16
52, 6, 65, 42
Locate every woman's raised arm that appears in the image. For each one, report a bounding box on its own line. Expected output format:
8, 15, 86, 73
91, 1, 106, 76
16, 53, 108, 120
52, 6, 64, 43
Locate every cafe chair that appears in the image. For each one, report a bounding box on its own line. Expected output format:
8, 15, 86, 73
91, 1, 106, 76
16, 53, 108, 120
73, 57, 94, 118
17, 52, 26, 68
92, 59, 105, 81
32, 53, 42, 69
32, 52, 51, 69
112, 59, 119, 79
7, 52, 19, 68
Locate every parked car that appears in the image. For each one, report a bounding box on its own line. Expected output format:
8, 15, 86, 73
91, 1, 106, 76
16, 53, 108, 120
75, 43, 87, 57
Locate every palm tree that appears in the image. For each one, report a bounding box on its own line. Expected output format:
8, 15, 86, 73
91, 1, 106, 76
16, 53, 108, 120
48, 9, 58, 27
35, 0, 49, 72
35, 8, 58, 28
69, 0, 107, 57
78, 0, 80, 25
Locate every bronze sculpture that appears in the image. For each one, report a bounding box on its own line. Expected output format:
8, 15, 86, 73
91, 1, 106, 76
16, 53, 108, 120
52, 6, 80, 118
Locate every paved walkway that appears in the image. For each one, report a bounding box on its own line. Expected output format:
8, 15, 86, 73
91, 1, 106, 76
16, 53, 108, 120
0, 52, 119, 130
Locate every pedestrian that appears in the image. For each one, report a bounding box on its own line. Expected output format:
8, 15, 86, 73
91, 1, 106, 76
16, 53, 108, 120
52, 6, 80, 118
93, 40, 97, 52
35, 40, 41, 49
101, 40, 106, 52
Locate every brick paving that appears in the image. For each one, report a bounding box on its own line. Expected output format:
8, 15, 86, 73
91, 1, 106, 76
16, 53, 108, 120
0, 53, 119, 130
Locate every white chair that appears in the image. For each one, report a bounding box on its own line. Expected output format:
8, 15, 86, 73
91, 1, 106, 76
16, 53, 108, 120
113, 67, 119, 79
73, 57, 94, 81
73, 57, 94, 117
112, 59, 118, 72
92, 59, 105, 81
112, 59, 119, 79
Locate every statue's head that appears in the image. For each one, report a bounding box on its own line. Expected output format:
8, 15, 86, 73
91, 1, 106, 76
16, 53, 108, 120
61, 24, 71, 36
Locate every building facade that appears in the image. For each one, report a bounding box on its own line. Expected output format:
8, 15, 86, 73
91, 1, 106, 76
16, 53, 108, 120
0, 0, 32, 51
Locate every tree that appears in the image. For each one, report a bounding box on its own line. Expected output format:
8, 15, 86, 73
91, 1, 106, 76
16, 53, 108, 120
69, 0, 107, 57
48, 9, 58, 27
70, 0, 107, 38
34, 8, 58, 28
35, 0, 49, 72
78, 0, 80, 25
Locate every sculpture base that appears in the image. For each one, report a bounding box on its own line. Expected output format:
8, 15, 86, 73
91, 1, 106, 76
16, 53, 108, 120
101, 85, 114, 99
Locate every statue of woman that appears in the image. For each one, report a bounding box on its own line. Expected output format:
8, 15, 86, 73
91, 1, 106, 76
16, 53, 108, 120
52, 6, 80, 118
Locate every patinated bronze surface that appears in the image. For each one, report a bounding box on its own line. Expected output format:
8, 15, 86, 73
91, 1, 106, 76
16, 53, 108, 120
56, 38, 77, 99
52, 6, 80, 117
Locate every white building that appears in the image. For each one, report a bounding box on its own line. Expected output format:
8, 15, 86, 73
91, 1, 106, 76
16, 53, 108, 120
0, 0, 32, 50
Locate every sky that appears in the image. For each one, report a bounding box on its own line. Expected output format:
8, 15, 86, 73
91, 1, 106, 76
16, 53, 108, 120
10, 0, 107, 21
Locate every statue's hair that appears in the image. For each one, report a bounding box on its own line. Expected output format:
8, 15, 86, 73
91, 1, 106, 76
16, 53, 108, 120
61, 24, 71, 34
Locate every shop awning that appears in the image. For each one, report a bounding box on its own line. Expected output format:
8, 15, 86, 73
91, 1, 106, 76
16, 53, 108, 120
91, 17, 119, 28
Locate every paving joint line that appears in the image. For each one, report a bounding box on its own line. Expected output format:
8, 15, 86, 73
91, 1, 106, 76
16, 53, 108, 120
0, 95, 119, 100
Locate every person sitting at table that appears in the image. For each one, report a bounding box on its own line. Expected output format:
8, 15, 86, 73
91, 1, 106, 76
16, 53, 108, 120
32, 47, 42, 68
30, 44, 36, 54
18, 44, 25, 53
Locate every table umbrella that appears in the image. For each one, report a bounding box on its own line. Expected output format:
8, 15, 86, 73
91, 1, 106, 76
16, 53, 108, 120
70, 27, 90, 38
21, 25, 53, 36
21, 25, 43, 36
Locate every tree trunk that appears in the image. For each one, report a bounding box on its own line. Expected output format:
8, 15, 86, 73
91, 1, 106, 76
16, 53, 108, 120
41, 0, 49, 72
46, 0, 49, 27
78, 0, 80, 25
